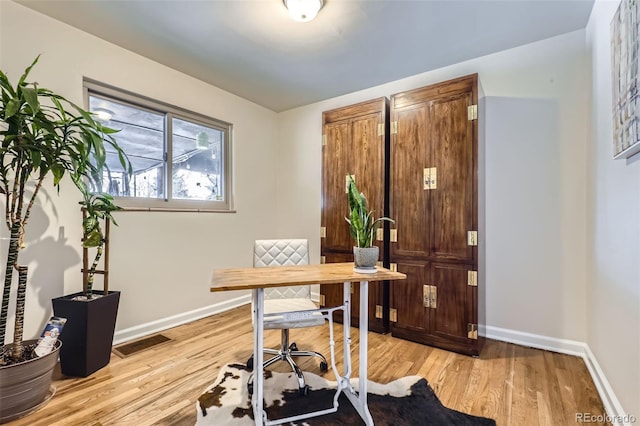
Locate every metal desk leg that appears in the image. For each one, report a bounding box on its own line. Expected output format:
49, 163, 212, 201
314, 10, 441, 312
252, 288, 265, 425
358, 280, 374, 424
341, 280, 374, 425
343, 281, 352, 381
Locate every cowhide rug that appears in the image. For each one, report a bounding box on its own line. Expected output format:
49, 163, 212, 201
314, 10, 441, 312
196, 363, 496, 425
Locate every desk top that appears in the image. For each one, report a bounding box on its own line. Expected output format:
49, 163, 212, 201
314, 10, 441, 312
210, 262, 406, 292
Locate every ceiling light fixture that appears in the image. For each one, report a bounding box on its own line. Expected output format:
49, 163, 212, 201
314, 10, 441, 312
283, 0, 324, 22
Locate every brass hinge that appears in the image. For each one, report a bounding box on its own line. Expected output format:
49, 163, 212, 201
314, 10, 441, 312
320, 255, 326, 264
320, 227, 326, 238
375, 305, 383, 319
390, 121, 398, 135
423, 167, 437, 190
322, 134, 327, 146
376, 228, 384, 241
389, 263, 397, 272
377, 123, 384, 137
390, 229, 398, 243
376, 261, 383, 268
423, 285, 431, 308
319, 294, 325, 307
468, 270, 478, 286
390, 308, 398, 323
468, 323, 478, 340
467, 231, 477, 246
468, 105, 478, 121
423, 285, 437, 308
345, 174, 355, 193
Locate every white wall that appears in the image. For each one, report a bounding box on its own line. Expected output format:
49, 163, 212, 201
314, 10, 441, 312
586, 0, 640, 417
0, 1, 279, 342
278, 30, 590, 341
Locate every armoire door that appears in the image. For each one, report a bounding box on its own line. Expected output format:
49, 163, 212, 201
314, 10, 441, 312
389, 74, 482, 355
320, 97, 389, 333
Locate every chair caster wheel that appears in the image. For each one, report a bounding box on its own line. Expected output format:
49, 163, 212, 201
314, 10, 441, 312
246, 356, 254, 370
289, 343, 298, 351
320, 361, 328, 372
299, 385, 309, 396
248, 382, 254, 395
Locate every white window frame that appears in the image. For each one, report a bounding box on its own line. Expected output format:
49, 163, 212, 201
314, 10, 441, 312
83, 79, 234, 212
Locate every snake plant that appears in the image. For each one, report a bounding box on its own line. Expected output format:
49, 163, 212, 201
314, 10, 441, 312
345, 176, 394, 248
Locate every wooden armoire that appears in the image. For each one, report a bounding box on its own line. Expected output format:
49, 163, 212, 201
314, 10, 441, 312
388, 74, 483, 356
320, 74, 484, 356
319, 97, 390, 333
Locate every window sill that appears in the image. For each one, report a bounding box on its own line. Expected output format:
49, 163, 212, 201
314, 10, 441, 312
117, 207, 237, 213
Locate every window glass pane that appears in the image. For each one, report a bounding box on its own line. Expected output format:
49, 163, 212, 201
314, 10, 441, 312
85, 80, 233, 211
171, 117, 224, 201
89, 96, 165, 198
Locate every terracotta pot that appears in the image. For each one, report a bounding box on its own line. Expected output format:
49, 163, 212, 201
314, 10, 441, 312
0, 339, 60, 423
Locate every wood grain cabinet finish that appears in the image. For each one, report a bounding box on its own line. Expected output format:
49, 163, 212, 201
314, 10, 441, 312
320, 97, 389, 333
389, 74, 484, 356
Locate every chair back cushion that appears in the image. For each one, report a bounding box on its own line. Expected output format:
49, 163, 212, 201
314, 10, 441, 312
254, 239, 310, 300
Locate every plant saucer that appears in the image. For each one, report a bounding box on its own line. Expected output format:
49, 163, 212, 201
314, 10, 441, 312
353, 266, 377, 274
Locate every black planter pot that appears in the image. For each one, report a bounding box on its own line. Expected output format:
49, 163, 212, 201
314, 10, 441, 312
52, 291, 120, 377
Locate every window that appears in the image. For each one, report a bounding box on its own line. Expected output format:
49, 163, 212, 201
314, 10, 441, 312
83, 79, 233, 211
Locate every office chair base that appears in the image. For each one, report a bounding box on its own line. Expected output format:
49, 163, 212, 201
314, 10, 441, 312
247, 330, 328, 396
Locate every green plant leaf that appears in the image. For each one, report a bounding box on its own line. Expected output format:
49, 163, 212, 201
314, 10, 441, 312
31, 150, 41, 169
91, 134, 106, 168
50, 96, 67, 121
51, 164, 65, 185
22, 87, 39, 115
18, 55, 40, 87
5, 98, 20, 119
344, 176, 394, 247
0, 70, 17, 97
101, 126, 119, 134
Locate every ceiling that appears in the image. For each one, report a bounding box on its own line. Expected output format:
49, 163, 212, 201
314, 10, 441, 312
17, 0, 595, 112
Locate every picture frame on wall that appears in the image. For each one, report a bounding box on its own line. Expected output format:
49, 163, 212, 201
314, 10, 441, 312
611, 0, 640, 159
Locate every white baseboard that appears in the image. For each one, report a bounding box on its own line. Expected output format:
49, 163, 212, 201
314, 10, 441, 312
481, 325, 586, 357
113, 294, 250, 345
581, 346, 634, 426
482, 325, 632, 426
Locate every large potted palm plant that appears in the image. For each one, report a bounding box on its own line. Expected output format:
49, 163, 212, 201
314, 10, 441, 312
52, 180, 123, 377
345, 176, 394, 272
0, 57, 129, 422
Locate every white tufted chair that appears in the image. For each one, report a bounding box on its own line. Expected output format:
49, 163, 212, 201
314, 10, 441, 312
247, 239, 328, 395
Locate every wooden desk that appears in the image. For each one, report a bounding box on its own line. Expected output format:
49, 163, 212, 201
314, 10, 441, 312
211, 262, 406, 426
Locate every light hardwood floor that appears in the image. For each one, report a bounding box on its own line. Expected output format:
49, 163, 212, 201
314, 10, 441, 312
9, 305, 609, 426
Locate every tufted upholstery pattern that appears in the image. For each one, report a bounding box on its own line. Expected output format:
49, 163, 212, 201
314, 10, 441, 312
253, 239, 324, 329
254, 239, 309, 267
254, 239, 311, 300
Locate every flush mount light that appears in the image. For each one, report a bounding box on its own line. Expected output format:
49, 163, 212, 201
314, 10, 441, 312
283, 0, 324, 22
93, 108, 113, 122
